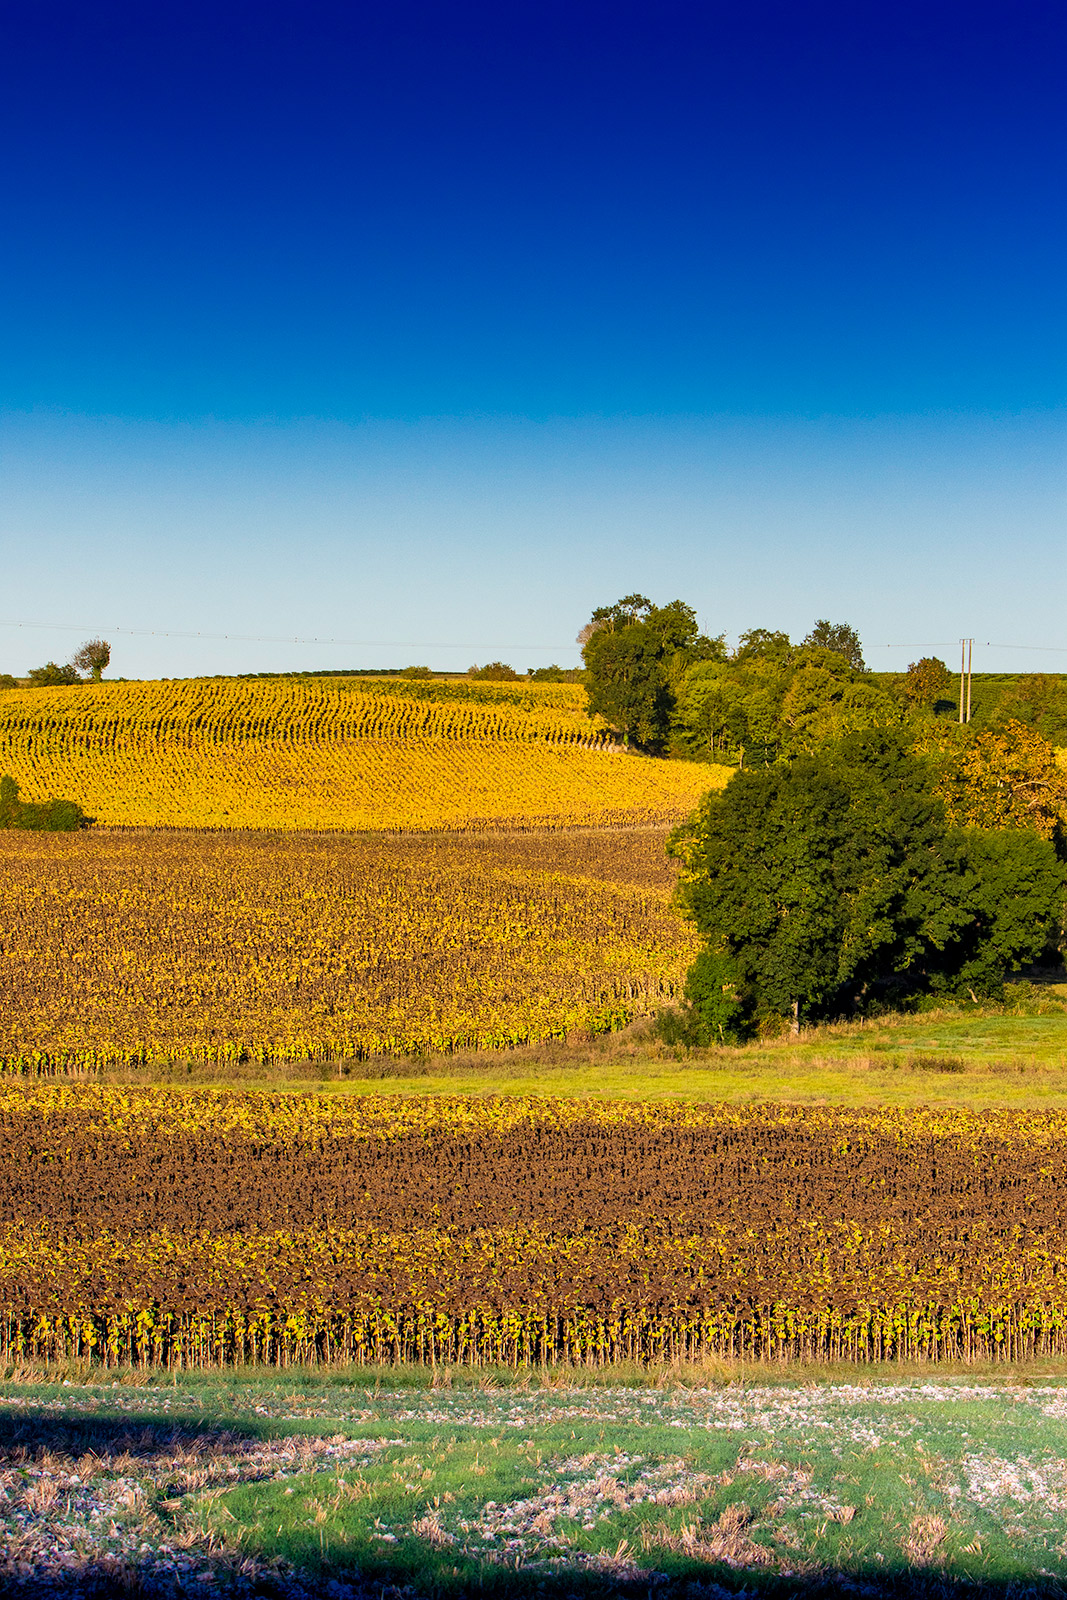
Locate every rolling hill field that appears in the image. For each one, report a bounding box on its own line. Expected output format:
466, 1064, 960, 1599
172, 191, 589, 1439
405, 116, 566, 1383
0, 675, 723, 830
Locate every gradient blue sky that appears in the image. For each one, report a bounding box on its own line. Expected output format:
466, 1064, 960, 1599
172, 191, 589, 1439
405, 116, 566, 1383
1, 0, 1064, 677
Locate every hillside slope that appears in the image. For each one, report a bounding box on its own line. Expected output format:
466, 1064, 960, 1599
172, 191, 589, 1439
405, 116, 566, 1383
0, 676, 723, 830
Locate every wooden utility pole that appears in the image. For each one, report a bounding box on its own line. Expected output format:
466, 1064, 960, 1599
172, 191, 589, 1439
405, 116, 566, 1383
959, 638, 974, 723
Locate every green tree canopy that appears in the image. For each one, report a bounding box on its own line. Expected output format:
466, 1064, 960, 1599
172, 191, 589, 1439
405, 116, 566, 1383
676, 645, 898, 764
468, 661, 520, 681
801, 619, 866, 671
27, 661, 80, 686
902, 656, 954, 709
580, 595, 722, 751
0, 775, 90, 831
668, 731, 1065, 1040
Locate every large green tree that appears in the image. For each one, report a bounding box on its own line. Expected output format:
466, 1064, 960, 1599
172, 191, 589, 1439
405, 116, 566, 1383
580, 595, 721, 751
668, 731, 1065, 1039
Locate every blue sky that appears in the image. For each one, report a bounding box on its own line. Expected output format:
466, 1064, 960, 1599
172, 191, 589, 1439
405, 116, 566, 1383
1, 0, 1063, 677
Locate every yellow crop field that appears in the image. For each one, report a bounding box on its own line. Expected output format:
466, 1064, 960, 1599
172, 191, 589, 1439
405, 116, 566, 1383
0, 676, 723, 829
0, 828, 698, 1070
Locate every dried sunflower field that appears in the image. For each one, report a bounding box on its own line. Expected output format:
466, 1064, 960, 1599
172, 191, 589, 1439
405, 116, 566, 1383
0, 827, 696, 1070
2, 1090, 1067, 1368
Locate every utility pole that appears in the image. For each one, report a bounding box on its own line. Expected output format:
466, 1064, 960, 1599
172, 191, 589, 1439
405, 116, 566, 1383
959, 638, 974, 723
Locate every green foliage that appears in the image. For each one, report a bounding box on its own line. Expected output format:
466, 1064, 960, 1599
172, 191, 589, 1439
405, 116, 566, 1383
734, 626, 792, 661
995, 672, 1067, 744
399, 665, 433, 679
902, 655, 954, 710
669, 731, 1067, 1032
677, 645, 898, 764
935, 828, 1066, 996
658, 947, 747, 1045
0, 775, 90, 831
526, 664, 582, 682
582, 622, 673, 749
0, 675, 15, 691
581, 595, 723, 751
576, 598, 1067, 782
801, 618, 866, 670
467, 662, 520, 681
26, 661, 80, 686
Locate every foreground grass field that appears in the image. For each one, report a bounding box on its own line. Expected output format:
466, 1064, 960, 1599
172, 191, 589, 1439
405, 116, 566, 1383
4, 1368, 1067, 1594
94, 1001, 1067, 1108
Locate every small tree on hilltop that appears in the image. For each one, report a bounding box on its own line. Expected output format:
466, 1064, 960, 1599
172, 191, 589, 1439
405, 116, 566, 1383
27, 661, 80, 686
801, 619, 866, 671
903, 656, 953, 709
71, 639, 111, 682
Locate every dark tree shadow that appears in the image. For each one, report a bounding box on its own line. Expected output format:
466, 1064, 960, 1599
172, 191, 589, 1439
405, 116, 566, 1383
0, 1408, 264, 1462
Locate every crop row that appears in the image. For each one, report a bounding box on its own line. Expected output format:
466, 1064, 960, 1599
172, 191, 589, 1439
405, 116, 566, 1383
0, 830, 696, 1069
0, 676, 600, 745
0, 1091, 1065, 1366
0, 1083, 1059, 1146
1, 1222, 1065, 1368
1, 1104, 1061, 1235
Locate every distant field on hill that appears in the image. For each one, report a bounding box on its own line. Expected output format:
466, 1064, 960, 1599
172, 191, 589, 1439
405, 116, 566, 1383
0, 827, 698, 1070
0, 676, 722, 829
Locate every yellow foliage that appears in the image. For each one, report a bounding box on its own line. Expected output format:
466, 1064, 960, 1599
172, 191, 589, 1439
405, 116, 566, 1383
920, 719, 1067, 839
0, 676, 723, 829
0, 828, 699, 1069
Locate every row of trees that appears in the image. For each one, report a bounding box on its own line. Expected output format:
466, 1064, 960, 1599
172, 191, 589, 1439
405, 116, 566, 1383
579, 595, 962, 759
574, 598, 1067, 1037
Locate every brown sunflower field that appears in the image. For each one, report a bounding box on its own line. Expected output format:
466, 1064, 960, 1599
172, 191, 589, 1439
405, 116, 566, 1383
0, 826, 698, 1071
0, 1089, 1064, 1368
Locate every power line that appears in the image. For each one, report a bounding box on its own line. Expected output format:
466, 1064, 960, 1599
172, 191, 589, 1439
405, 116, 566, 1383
871, 642, 1067, 654
1, 616, 1065, 656
0, 619, 573, 652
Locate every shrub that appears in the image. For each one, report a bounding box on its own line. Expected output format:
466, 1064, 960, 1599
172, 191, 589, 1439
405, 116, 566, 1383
26, 661, 80, 687
468, 662, 521, 681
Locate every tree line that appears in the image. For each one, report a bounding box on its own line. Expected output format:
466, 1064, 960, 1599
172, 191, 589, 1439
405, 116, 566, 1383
576, 596, 1067, 1040
579, 594, 1067, 758
0, 639, 111, 691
